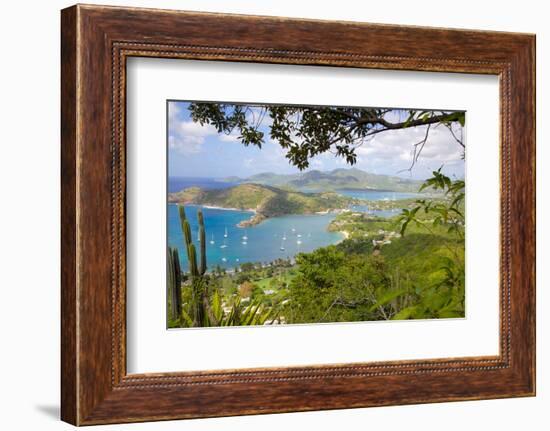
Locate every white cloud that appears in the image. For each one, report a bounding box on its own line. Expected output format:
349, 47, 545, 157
219, 132, 241, 143
168, 105, 250, 152
169, 134, 204, 155
356, 124, 463, 166
310, 159, 324, 169
168, 119, 218, 155
178, 120, 217, 136
168, 102, 464, 179
168, 102, 180, 123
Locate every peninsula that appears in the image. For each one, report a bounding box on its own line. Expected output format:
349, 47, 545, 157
168, 183, 358, 227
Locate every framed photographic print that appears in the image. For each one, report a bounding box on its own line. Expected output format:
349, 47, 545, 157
61, 4, 536, 425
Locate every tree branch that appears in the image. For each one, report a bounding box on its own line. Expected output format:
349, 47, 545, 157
398, 123, 432, 173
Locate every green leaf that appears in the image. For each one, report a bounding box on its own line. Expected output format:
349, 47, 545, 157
457, 112, 465, 127
392, 306, 419, 320
400, 219, 410, 237
369, 289, 407, 312
180, 308, 193, 327
438, 310, 464, 318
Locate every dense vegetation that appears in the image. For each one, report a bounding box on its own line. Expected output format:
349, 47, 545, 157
168, 170, 465, 328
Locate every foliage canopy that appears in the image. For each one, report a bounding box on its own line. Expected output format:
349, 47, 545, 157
189, 103, 465, 170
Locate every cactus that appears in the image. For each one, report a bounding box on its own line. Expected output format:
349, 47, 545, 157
178, 205, 187, 237
178, 205, 208, 326
179, 206, 207, 278
198, 211, 207, 276
174, 205, 276, 327
167, 246, 182, 322
167, 248, 175, 320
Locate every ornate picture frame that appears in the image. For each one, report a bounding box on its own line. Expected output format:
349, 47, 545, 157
61, 4, 535, 425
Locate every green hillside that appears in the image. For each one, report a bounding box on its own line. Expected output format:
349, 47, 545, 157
168, 183, 357, 225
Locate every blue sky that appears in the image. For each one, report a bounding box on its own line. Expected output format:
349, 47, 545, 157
168, 101, 465, 180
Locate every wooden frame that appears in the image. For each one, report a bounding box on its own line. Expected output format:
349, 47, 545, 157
61, 4, 536, 426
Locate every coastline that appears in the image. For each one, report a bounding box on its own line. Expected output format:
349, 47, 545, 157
333, 229, 349, 244
237, 212, 266, 228
168, 203, 346, 272
201, 204, 256, 214
168, 202, 256, 214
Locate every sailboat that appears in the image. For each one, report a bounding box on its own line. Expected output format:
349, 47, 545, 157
220, 238, 227, 249
224, 227, 228, 238
209, 233, 215, 245
291, 228, 296, 233
282, 231, 287, 241
242, 230, 248, 241
296, 238, 302, 245
297, 233, 302, 238
280, 239, 285, 251
221, 257, 227, 263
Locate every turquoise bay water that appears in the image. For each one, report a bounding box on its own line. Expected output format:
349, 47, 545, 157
168, 204, 344, 271
338, 189, 420, 218
337, 189, 421, 201
167, 179, 418, 271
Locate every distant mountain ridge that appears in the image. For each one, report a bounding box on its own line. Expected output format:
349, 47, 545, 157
222, 168, 423, 193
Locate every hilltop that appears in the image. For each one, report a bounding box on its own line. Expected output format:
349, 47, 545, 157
168, 183, 357, 226
222, 168, 423, 192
